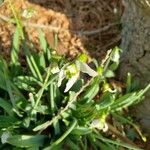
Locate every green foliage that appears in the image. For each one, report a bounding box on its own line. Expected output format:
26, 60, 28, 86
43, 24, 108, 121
0, 0, 4, 5
0, 24, 149, 149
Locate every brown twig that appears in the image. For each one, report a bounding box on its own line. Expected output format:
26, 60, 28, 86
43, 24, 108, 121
107, 122, 140, 148
0, 14, 120, 36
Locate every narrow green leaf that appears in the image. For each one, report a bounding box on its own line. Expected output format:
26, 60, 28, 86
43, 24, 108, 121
39, 30, 47, 53
54, 33, 58, 49
0, 98, 14, 116
81, 78, 100, 102
14, 75, 43, 86
71, 127, 92, 135
22, 41, 43, 82
110, 84, 150, 112
0, 58, 8, 91
95, 135, 142, 150
97, 92, 115, 110
4, 68, 16, 107
8, 0, 24, 39
66, 139, 80, 150
7, 135, 47, 148
0, 0, 4, 5
10, 27, 20, 66
38, 52, 46, 69
44, 118, 77, 150
0, 116, 18, 128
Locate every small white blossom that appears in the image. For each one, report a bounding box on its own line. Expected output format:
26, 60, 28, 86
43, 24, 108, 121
58, 69, 66, 87
51, 65, 60, 74
102, 123, 108, 132
64, 73, 79, 93
76, 61, 98, 77
90, 118, 108, 132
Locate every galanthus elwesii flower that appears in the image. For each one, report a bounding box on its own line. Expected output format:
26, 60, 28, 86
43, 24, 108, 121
58, 60, 98, 93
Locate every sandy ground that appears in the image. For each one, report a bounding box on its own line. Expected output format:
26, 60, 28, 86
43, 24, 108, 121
0, 0, 123, 59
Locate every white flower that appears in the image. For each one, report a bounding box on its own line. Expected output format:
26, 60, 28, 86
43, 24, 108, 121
58, 69, 66, 87
64, 73, 79, 93
58, 61, 98, 93
90, 118, 108, 132
102, 123, 108, 132
51, 65, 60, 74
76, 60, 98, 77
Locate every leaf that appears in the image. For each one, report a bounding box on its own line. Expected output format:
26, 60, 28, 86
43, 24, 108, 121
38, 52, 46, 69
109, 62, 119, 71
95, 135, 142, 150
104, 70, 115, 78
66, 139, 80, 150
64, 73, 79, 93
44, 118, 77, 150
54, 33, 58, 49
81, 78, 100, 102
22, 40, 43, 82
97, 141, 116, 150
111, 46, 120, 63
14, 79, 35, 92
110, 84, 150, 112
0, 58, 8, 91
35, 105, 50, 115
32, 52, 46, 73
0, 0, 4, 5
14, 76, 43, 87
0, 98, 14, 116
70, 79, 83, 92
39, 30, 47, 53
10, 27, 21, 76
71, 127, 92, 135
96, 92, 115, 110
0, 116, 19, 128
111, 93, 136, 111
49, 82, 57, 113
76, 61, 98, 77
10, 27, 20, 64
7, 135, 47, 148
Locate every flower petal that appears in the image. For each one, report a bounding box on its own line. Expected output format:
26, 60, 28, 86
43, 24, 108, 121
64, 73, 79, 93
76, 61, 98, 77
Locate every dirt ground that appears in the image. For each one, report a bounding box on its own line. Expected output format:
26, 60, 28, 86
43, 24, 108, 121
0, 0, 124, 60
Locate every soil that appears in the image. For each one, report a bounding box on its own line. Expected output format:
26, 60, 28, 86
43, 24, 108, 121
0, 0, 123, 60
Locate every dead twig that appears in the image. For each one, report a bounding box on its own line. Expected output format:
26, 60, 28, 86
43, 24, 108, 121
0, 14, 120, 36
107, 122, 140, 148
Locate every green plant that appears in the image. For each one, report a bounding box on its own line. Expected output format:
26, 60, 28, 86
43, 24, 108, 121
0, 24, 149, 150
0, 1, 150, 149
